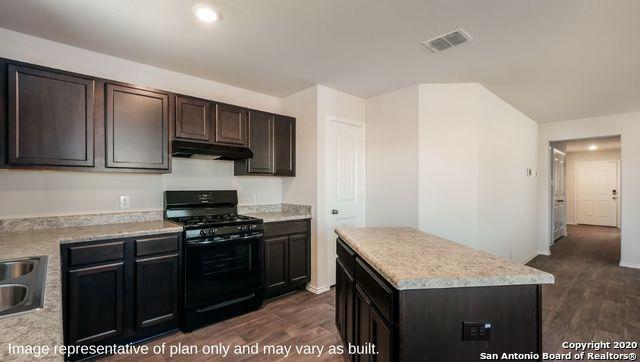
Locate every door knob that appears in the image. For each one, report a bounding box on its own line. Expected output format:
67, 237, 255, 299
331, 209, 339, 215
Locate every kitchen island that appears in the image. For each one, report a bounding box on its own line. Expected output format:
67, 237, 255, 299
334, 227, 554, 362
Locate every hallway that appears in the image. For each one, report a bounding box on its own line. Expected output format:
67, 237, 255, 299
527, 225, 640, 353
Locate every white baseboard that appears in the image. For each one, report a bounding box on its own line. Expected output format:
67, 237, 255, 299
538, 249, 551, 256
306, 284, 331, 294
619, 261, 640, 269
520, 251, 540, 264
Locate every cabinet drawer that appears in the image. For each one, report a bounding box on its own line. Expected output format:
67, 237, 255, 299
263, 220, 309, 237
68, 241, 125, 267
355, 258, 394, 325
337, 238, 355, 276
135, 234, 180, 257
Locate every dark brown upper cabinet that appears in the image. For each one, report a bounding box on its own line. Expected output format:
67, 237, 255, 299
236, 110, 274, 174
235, 112, 296, 177
7, 64, 95, 167
175, 95, 211, 142
215, 103, 248, 146
105, 83, 170, 171
274, 115, 296, 176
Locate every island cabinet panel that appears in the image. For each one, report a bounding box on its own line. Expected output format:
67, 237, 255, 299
336, 259, 355, 351
215, 103, 248, 146
263, 219, 311, 299
7, 64, 95, 167
335, 237, 543, 362
175, 95, 211, 142
398, 285, 541, 362
61, 232, 182, 360
274, 115, 295, 176
105, 83, 170, 170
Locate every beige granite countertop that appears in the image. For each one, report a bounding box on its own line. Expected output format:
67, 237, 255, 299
0, 220, 183, 361
335, 227, 554, 290
242, 211, 311, 223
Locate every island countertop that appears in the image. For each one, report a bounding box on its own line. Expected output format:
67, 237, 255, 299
335, 227, 554, 290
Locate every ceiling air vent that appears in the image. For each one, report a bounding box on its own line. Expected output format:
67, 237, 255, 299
422, 28, 473, 53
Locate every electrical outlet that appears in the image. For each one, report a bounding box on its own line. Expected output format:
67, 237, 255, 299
462, 321, 492, 341
120, 195, 130, 209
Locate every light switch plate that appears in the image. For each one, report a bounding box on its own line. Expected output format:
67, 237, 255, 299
120, 195, 130, 209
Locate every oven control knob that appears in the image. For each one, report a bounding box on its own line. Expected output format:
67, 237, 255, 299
200, 230, 207, 237
208, 229, 215, 236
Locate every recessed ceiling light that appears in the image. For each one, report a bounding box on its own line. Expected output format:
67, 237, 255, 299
589, 145, 598, 151
193, 4, 219, 23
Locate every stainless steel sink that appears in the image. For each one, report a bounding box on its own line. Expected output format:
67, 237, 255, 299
0, 260, 35, 281
0, 256, 47, 318
0, 285, 29, 312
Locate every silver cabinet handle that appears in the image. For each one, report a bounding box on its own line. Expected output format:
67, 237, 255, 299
331, 209, 339, 215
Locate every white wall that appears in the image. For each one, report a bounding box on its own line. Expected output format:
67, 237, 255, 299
565, 150, 621, 225
477, 86, 538, 262
0, 28, 284, 218
417, 84, 539, 262
365, 85, 419, 227
363, 83, 539, 263
281, 86, 320, 287
537, 113, 639, 268
419, 84, 480, 248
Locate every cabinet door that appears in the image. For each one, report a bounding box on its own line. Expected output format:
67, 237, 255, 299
288, 233, 309, 283
370, 307, 393, 362
215, 104, 247, 146
105, 84, 169, 170
66, 262, 125, 345
247, 111, 274, 174
175, 96, 210, 141
135, 253, 180, 329
8, 64, 94, 167
355, 286, 372, 362
264, 236, 288, 295
274, 115, 295, 176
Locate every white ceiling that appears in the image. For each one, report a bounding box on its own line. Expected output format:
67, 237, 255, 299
565, 136, 621, 153
1, 0, 639, 122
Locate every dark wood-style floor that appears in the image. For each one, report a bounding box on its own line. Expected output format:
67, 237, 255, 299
527, 224, 640, 353
107, 224, 638, 360
106, 290, 343, 361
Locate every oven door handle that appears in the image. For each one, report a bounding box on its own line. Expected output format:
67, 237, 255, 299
187, 233, 263, 246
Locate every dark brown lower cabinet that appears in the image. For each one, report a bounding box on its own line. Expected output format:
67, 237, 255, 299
264, 236, 288, 295
336, 237, 543, 362
66, 262, 125, 345
135, 253, 180, 329
263, 219, 311, 299
61, 232, 182, 360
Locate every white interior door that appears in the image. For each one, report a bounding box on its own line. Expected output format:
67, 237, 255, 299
577, 161, 618, 227
327, 118, 365, 285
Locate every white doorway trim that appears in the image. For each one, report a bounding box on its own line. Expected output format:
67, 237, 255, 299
574, 160, 621, 228
324, 115, 366, 287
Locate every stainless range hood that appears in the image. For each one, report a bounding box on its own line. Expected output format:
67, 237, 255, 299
171, 141, 253, 160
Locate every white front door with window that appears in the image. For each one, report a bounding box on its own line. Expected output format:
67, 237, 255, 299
576, 161, 618, 227
326, 117, 365, 285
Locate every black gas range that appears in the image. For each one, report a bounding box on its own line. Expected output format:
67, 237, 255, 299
164, 190, 264, 332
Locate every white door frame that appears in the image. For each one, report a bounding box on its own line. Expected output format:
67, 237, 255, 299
549, 147, 567, 244
325, 115, 366, 286
574, 160, 621, 228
